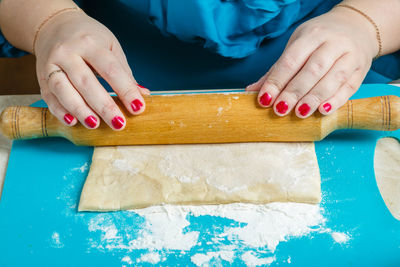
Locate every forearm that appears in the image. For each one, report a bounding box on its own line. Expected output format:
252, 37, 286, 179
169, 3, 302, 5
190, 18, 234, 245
340, 0, 400, 56
0, 0, 78, 54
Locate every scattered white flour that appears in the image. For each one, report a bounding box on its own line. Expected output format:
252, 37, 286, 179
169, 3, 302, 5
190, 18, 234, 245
112, 159, 138, 174
241, 251, 275, 266
331, 231, 350, 244
121, 256, 133, 264
72, 162, 89, 173
137, 252, 161, 264
191, 250, 234, 266
217, 107, 224, 116
87, 202, 328, 265
51, 232, 64, 248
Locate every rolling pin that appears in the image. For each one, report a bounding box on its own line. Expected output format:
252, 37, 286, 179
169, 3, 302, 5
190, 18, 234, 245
0, 92, 399, 146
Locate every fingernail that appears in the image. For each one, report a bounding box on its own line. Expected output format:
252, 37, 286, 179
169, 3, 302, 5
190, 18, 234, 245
84, 116, 97, 128
276, 101, 289, 114
323, 103, 332, 112
111, 116, 125, 129
298, 103, 311, 117
64, 113, 74, 124
137, 84, 147, 89
259, 93, 272, 106
131, 99, 143, 112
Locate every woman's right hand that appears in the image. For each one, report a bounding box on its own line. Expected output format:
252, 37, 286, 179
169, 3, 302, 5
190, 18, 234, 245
35, 10, 149, 130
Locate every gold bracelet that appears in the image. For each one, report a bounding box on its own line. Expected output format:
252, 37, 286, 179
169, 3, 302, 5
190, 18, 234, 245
32, 6, 82, 55
336, 4, 382, 59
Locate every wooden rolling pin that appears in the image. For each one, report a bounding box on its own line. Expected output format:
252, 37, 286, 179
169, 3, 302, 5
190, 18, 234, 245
0, 93, 399, 146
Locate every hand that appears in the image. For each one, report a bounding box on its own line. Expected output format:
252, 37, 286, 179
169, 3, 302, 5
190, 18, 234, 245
246, 7, 378, 118
35, 11, 149, 130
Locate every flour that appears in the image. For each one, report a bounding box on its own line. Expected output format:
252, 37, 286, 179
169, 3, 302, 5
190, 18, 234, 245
137, 252, 161, 264
51, 232, 63, 248
191, 250, 235, 266
241, 252, 275, 266
87, 202, 332, 265
331, 231, 350, 244
112, 159, 138, 174
121, 256, 133, 264
72, 162, 88, 173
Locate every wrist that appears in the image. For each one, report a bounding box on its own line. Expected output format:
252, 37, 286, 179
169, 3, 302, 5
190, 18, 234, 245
0, 0, 78, 53
33, 7, 83, 55
330, 6, 379, 60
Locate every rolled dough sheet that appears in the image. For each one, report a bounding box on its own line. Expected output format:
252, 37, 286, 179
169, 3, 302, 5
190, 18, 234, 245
78, 142, 321, 211
374, 137, 400, 220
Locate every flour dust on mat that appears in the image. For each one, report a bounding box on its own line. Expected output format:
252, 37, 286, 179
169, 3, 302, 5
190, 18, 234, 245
85, 203, 349, 265
56, 160, 351, 266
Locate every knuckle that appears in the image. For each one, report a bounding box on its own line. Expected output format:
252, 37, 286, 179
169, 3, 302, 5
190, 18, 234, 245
308, 91, 326, 104
335, 70, 349, 84
279, 54, 297, 72
99, 100, 117, 117
49, 43, 69, 59
103, 61, 120, 79
49, 79, 64, 94
75, 74, 91, 91
286, 89, 304, 102
263, 78, 284, 92
343, 82, 358, 93
79, 34, 97, 46
308, 26, 323, 36
119, 82, 138, 100
70, 104, 88, 118
307, 61, 326, 77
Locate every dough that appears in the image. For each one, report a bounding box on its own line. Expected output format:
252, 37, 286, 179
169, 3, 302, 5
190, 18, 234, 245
374, 137, 400, 220
78, 142, 321, 211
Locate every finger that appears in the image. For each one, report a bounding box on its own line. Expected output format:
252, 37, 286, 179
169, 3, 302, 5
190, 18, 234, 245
257, 36, 325, 107
58, 58, 128, 130
46, 65, 102, 129
83, 48, 146, 114
318, 68, 367, 115
110, 41, 150, 95
245, 29, 302, 93
274, 44, 346, 117
41, 90, 78, 127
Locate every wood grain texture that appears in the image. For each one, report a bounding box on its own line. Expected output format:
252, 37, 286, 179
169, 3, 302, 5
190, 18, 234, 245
0, 93, 399, 146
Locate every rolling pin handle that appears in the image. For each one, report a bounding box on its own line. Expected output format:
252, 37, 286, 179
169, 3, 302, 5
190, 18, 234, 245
338, 95, 400, 131
0, 106, 50, 140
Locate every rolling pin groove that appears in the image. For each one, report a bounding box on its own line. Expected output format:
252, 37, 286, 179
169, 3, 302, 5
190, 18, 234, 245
381, 96, 386, 131
14, 106, 21, 139
387, 95, 392, 131
346, 100, 354, 129
41, 108, 48, 137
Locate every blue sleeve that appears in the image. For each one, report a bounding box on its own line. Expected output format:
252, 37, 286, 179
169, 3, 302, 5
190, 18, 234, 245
0, 29, 28, 58
145, 0, 327, 58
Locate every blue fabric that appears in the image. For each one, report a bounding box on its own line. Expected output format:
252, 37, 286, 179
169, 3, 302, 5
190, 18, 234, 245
119, 0, 328, 58
0, 0, 399, 82
0, 30, 27, 58
146, 0, 324, 58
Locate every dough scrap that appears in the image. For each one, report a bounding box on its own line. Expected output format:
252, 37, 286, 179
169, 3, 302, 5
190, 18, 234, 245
374, 137, 400, 220
78, 142, 321, 211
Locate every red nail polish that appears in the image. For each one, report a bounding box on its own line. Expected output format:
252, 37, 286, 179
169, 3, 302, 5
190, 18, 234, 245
64, 113, 74, 124
137, 84, 146, 89
131, 99, 143, 112
259, 93, 272, 106
298, 103, 311, 117
111, 116, 125, 129
323, 103, 332, 112
276, 101, 289, 114
84, 116, 97, 128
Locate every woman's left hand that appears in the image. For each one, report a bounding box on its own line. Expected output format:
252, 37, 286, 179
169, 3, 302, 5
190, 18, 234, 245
246, 6, 378, 118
